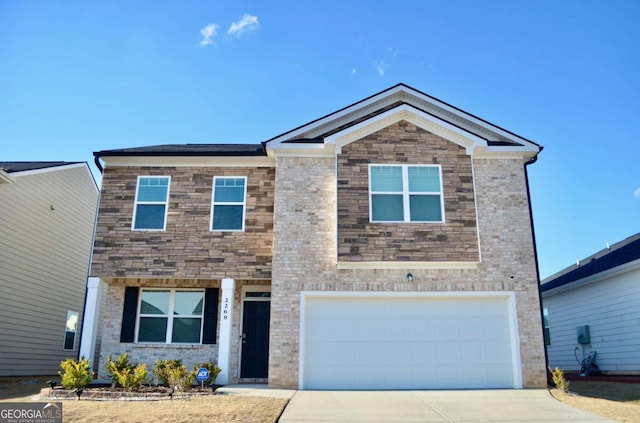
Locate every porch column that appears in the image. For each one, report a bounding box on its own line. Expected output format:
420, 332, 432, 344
217, 278, 235, 385
79, 277, 104, 368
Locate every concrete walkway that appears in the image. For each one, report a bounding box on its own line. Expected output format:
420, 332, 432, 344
278, 390, 615, 423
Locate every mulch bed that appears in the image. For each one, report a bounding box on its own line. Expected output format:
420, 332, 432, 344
41, 385, 219, 401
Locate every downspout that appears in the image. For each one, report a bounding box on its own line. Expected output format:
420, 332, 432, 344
94, 155, 104, 174
524, 146, 550, 384
77, 159, 103, 368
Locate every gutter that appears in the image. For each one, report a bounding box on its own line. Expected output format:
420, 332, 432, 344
524, 146, 550, 381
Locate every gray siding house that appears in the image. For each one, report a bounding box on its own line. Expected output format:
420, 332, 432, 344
541, 233, 640, 375
0, 162, 99, 376
82, 84, 547, 389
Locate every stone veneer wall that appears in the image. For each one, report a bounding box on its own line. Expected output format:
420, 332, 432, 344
337, 121, 479, 262
269, 154, 546, 388
91, 166, 275, 280
97, 277, 270, 383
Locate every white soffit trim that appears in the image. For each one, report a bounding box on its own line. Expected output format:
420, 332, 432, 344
325, 104, 486, 154
102, 156, 276, 168
8, 162, 88, 178
474, 146, 539, 159
541, 258, 640, 298
269, 86, 410, 145
336, 261, 479, 270
266, 85, 538, 151
0, 170, 15, 183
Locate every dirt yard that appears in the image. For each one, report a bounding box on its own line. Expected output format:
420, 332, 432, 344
2, 377, 640, 422
0, 377, 288, 423
550, 380, 640, 423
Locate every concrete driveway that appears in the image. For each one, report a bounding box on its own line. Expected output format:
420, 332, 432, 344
278, 390, 614, 422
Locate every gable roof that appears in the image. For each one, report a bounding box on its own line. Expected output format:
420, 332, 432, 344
541, 233, 640, 292
265, 83, 541, 154
93, 83, 541, 170
0, 162, 82, 173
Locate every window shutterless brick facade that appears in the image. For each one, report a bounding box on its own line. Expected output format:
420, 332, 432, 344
91, 166, 275, 280
269, 153, 546, 389
337, 121, 479, 263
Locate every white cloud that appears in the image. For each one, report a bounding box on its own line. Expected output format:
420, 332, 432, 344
200, 23, 219, 46
228, 14, 259, 37
374, 60, 388, 76
351, 68, 357, 75
634, 187, 640, 198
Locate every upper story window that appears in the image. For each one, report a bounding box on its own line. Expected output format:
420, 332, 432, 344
132, 176, 170, 230
369, 164, 444, 223
211, 177, 247, 231
137, 289, 204, 344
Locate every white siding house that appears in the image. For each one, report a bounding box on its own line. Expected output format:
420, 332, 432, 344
541, 233, 640, 375
0, 162, 99, 376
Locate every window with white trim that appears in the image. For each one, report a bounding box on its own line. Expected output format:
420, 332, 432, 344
63, 311, 79, 350
137, 289, 204, 344
369, 165, 444, 222
543, 308, 551, 346
132, 176, 170, 230
211, 177, 247, 231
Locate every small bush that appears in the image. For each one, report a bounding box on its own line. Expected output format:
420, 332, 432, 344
193, 362, 222, 385
154, 359, 192, 391
59, 357, 92, 389
551, 367, 570, 392
105, 354, 132, 388
105, 354, 148, 391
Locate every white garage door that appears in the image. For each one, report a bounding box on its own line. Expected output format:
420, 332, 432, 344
301, 294, 519, 390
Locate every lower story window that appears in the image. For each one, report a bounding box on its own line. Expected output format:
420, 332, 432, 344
63, 311, 79, 350
138, 289, 204, 344
543, 308, 551, 346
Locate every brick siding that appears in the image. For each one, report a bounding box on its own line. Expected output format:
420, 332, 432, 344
269, 151, 546, 388
337, 121, 479, 262
97, 277, 270, 383
91, 166, 274, 280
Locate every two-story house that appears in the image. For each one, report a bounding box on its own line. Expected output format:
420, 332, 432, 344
0, 162, 98, 376
81, 84, 546, 389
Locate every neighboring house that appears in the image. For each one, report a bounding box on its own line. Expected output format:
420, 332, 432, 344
541, 233, 640, 375
0, 162, 99, 376
81, 84, 547, 389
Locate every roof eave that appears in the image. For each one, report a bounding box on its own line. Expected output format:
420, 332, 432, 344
0, 169, 15, 184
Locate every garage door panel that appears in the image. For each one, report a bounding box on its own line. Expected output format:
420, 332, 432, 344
302, 295, 518, 390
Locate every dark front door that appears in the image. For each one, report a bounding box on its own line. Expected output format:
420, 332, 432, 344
240, 301, 270, 378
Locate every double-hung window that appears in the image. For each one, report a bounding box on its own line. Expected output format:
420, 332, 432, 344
137, 289, 204, 344
132, 176, 170, 230
369, 164, 444, 222
211, 177, 247, 231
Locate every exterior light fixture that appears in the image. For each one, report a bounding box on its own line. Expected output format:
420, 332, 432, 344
406, 273, 413, 282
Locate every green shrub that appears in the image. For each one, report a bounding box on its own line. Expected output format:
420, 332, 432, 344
105, 354, 132, 388
105, 354, 148, 391
551, 367, 570, 392
59, 357, 92, 389
192, 362, 222, 385
154, 359, 192, 391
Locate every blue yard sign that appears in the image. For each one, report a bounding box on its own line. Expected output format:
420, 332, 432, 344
196, 368, 210, 382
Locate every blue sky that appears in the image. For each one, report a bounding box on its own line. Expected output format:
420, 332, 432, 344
1, 0, 638, 278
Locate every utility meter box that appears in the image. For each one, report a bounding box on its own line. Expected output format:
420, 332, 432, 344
577, 325, 591, 344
